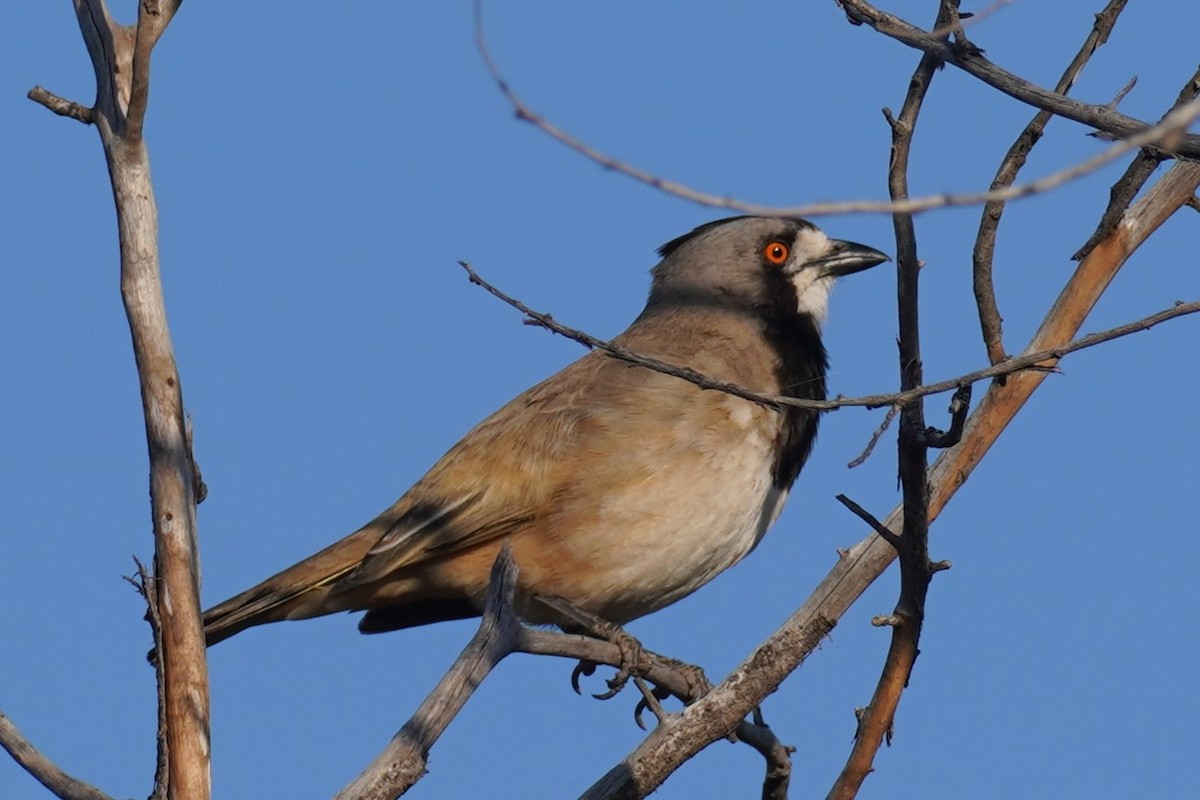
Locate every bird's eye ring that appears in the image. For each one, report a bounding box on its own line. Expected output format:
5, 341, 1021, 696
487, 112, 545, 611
763, 241, 789, 265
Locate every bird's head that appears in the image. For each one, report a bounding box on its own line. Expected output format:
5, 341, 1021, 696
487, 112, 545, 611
648, 216, 889, 325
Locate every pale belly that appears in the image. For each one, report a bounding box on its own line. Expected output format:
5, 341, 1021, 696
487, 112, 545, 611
509, 422, 790, 624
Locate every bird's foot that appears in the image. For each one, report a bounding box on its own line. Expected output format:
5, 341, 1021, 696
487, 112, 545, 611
534, 594, 649, 700
660, 657, 713, 701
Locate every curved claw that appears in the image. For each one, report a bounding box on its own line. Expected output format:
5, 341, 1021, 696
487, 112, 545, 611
571, 660, 598, 695
592, 669, 630, 701
633, 684, 672, 730
634, 697, 650, 731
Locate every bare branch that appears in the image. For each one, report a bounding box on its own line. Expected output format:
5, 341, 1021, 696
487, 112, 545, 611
973, 0, 1130, 366
835, 0, 1200, 158
26, 86, 94, 124
475, 0, 1200, 218
827, 2, 951, 790
457, 260, 1199, 412
126, 559, 169, 800
43, 3, 211, 798
335, 543, 524, 800
336, 544, 785, 799
0, 712, 113, 800
127, 0, 182, 141
847, 404, 899, 468
918, 385, 972, 449
836, 494, 900, 548
1074, 65, 1200, 261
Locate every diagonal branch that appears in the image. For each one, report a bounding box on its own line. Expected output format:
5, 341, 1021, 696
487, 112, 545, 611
474, 0, 1200, 218
1074, 65, 1200, 261
835, 0, 1200, 158
336, 545, 789, 800
457, 259, 1199, 412
0, 713, 114, 800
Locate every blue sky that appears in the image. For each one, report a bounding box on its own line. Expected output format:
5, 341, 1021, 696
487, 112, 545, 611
3, 3, 1198, 798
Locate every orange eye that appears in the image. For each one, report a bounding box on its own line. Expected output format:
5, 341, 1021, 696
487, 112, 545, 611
763, 241, 789, 265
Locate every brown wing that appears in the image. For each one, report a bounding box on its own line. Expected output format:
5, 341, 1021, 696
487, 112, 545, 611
327, 349, 607, 592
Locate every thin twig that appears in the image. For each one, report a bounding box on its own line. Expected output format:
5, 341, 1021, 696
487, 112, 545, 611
836, 495, 900, 548
128, 558, 169, 800
1106, 76, 1138, 109
972, 0, 1130, 367
848, 404, 900, 468
474, 0, 1200, 218
457, 260, 1200, 411
1074, 65, 1200, 261
835, 0, 1200, 158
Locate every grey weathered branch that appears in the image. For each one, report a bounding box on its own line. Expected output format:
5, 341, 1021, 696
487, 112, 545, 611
1074, 65, 1200, 261
336, 545, 789, 800
474, 0, 1200, 218
0, 713, 114, 800
835, 0, 1200, 158
26, 2, 208, 800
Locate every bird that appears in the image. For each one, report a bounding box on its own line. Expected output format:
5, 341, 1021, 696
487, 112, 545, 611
201, 216, 888, 647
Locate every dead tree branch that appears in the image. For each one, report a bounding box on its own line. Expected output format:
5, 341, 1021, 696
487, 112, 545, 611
835, 0, 1200, 158
1074, 65, 1200, 261
827, 2, 952, 792
336, 545, 789, 799
0, 713, 114, 800
973, 0, 1129, 367
25, 2, 209, 799
475, 0, 1200, 219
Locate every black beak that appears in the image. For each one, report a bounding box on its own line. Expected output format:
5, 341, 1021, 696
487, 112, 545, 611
816, 239, 890, 278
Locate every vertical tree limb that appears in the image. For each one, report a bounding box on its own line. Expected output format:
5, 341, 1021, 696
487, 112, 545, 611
42, 2, 210, 798
827, 2, 955, 795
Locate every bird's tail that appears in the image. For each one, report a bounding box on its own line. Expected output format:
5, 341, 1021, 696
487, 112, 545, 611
202, 528, 377, 647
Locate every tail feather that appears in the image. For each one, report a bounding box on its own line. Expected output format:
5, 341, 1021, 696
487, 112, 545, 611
202, 528, 378, 647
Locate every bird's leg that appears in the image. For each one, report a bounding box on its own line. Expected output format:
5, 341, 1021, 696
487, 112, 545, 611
533, 594, 648, 700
